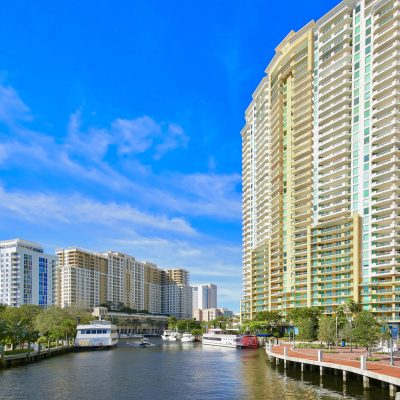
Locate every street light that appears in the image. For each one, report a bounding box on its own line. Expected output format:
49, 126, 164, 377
389, 326, 394, 366
347, 317, 353, 352
289, 322, 295, 350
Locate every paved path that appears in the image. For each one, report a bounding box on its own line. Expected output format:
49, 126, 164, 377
272, 344, 400, 380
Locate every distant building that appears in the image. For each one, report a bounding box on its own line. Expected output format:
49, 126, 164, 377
192, 284, 217, 314
162, 269, 192, 319
0, 239, 57, 307
56, 247, 190, 317
56, 247, 108, 309
104, 251, 146, 310
143, 262, 162, 314
194, 307, 234, 322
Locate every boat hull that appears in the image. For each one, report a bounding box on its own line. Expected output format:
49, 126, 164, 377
201, 340, 237, 348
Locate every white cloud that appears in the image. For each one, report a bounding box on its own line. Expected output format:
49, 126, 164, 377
154, 123, 188, 159
0, 185, 196, 235
149, 172, 242, 221
66, 110, 112, 160
112, 116, 161, 154
66, 111, 188, 160
0, 85, 31, 125
112, 236, 242, 309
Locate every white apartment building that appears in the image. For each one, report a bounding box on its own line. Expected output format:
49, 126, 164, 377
162, 269, 192, 319
192, 283, 217, 313
0, 239, 57, 307
105, 251, 145, 310
56, 247, 189, 317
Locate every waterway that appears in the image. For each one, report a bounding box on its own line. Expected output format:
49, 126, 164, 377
0, 339, 391, 399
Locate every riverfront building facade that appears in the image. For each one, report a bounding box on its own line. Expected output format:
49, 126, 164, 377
56, 247, 190, 318
242, 0, 400, 326
192, 283, 217, 312
0, 239, 57, 307
162, 269, 193, 319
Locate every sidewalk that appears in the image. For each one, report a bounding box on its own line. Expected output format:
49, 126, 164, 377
272, 344, 400, 380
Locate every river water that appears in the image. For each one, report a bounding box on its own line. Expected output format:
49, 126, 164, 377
0, 339, 390, 400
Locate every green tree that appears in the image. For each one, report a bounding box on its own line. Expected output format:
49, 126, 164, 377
287, 307, 321, 342
353, 311, 381, 356
2, 305, 40, 350
34, 307, 76, 345
254, 311, 282, 326
0, 316, 7, 344
318, 316, 336, 349
191, 327, 205, 337
176, 319, 201, 332
168, 316, 178, 330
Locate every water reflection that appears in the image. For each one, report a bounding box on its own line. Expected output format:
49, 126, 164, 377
0, 340, 390, 400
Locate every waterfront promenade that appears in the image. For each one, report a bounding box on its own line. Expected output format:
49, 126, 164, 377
267, 343, 400, 397
0, 345, 72, 368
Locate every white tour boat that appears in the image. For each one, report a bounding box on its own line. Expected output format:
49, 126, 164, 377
161, 330, 180, 341
201, 329, 258, 348
202, 328, 242, 348
75, 320, 118, 349
180, 333, 196, 342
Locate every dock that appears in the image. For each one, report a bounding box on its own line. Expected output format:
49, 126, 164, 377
0, 345, 73, 368
266, 342, 400, 398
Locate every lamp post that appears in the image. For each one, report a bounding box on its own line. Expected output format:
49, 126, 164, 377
347, 317, 353, 352
290, 322, 295, 350
389, 326, 394, 366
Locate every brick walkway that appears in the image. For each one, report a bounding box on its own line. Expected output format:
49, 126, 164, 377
271, 344, 400, 380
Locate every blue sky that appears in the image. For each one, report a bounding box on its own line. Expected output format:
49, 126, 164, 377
0, 0, 339, 311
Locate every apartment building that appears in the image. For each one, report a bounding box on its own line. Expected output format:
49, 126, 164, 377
162, 269, 192, 319
56, 247, 190, 318
143, 262, 162, 314
56, 247, 108, 309
0, 239, 57, 307
192, 283, 217, 313
105, 251, 145, 310
242, 0, 400, 327
194, 307, 234, 322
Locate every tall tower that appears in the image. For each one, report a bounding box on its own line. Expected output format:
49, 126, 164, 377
242, 0, 400, 329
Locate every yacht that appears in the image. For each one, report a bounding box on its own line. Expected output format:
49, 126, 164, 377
180, 333, 196, 342
75, 320, 118, 349
161, 330, 180, 341
202, 329, 258, 348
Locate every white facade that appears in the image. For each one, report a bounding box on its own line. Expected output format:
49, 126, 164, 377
0, 239, 56, 307
162, 284, 193, 319
192, 283, 217, 312
105, 251, 145, 310
162, 269, 193, 319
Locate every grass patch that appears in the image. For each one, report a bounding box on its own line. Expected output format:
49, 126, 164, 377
5, 349, 29, 355
296, 343, 326, 349
356, 356, 381, 362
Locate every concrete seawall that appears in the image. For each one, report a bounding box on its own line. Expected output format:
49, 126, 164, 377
0, 346, 73, 368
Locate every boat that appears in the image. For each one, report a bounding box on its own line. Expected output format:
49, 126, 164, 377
138, 337, 152, 347
201, 328, 258, 348
161, 330, 180, 341
75, 320, 118, 349
180, 333, 196, 342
